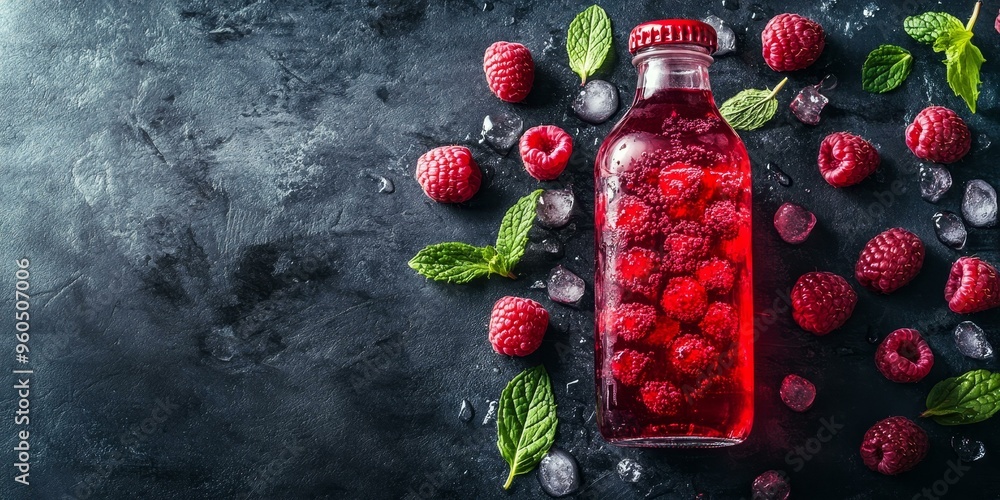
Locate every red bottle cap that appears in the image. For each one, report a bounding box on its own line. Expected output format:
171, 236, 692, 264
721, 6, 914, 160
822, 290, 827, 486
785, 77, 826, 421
628, 19, 718, 55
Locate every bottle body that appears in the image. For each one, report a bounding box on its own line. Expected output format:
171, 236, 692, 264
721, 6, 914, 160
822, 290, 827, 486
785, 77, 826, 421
594, 47, 753, 447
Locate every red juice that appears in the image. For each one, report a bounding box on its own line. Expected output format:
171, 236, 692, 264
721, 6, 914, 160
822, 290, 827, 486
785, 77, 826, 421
594, 21, 753, 447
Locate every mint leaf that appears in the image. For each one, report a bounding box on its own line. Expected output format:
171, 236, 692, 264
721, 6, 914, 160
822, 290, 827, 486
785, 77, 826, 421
923, 369, 1000, 425
862, 45, 913, 93
495, 189, 543, 276
719, 78, 788, 131
936, 28, 985, 113
497, 365, 558, 490
904, 12, 963, 44
408, 242, 491, 283
567, 5, 612, 84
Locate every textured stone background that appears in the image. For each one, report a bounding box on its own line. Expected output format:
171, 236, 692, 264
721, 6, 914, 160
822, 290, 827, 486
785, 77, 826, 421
0, 0, 998, 498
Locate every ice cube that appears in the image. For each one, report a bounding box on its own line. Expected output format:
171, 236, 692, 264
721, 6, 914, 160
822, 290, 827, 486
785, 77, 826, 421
616, 458, 643, 483
863, 2, 879, 17
702, 16, 736, 56
377, 176, 395, 194
481, 400, 498, 426
790, 84, 829, 125
572, 80, 619, 124
818, 74, 838, 92
951, 436, 986, 462
773, 203, 816, 244
919, 165, 951, 203
530, 280, 547, 289
537, 188, 575, 228
953, 321, 994, 360
933, 211, 967, 250
205, 326, 237, 362
528, 238, 564, 260
962, 179, 998, 228
779, 374, 816, 412
752, 470, 790, 500
480, 111, 523, 154
548, 265, 585, 306
536, 447, 581, 497
458, 399, 474, 422
766, 163, 792, 186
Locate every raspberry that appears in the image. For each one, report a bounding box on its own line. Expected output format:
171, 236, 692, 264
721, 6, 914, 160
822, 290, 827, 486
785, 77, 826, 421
703, 169, 745, 201
944, 256, 1000, 314
791, 272, 857, 335
658, 165, 703, 206
875, 328, 934, 383
415, 146, 482, 203
616, 247, 664, 301
860, 417, 929, 475
612, 303, 657, 341
610, 196, 659, 247
905, 106, 971, 164
700, 302, 737, 343
855, 228, 925, 294
669, 334, 718, 381
610, 349, 651, 387
661, 277, 708, 323
519, 125, 573, 181
761, 13, 825, 72
662, 222, 711, 274
641, 380, 684, 416
488, 296, 548, 356
483, 41, 533, 103
646, 316, 682, 347
702, 200, 740, 239
696, 258, 736, 293
619, 158, 661, 201
817, 132, 880, 188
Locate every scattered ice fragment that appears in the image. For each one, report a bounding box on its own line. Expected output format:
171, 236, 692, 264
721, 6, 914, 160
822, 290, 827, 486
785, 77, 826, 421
572, 80, 619, 124
779, 374, 816, 412
480, 111, 523, 154
530, 280, 547, 289
752, 470, 790, 500
953, 321, 994, 360
482, 400, 498, 426
952, 436, 986, 462
766, 163, 792, 186
616, 458, 643, 483
458, 399, 475, 422
862, 2, 879, 17
377, 176, 395, 194
537, 447, 581, 497
790, 83, 829, 125
528, 239, 564, 259
866, 326, 879, 345
548, 265, 585, 306
537, 187, 576, 228
482, 1, 494, 11
702, 16, 736, 56
962, 179, 998, 228
722, 0, 739, 10
205, 326, 237, 362
773, 203, 816, 244
919, 165, 951, 203
933, 211, 967, 250
749, 4, 766, 20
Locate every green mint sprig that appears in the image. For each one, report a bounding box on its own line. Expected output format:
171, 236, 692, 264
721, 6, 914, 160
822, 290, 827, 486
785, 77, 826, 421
408, 189, 543, 283
497, 365, 558, 490
905, 2, 986, 113
922, 369, 1000, 425
718, 77, 788, 131
567, 5, 612, 85
862, 45, 913, 93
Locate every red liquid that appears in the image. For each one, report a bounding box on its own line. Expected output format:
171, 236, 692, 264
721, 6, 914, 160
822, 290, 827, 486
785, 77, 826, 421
594, 88, 753, 447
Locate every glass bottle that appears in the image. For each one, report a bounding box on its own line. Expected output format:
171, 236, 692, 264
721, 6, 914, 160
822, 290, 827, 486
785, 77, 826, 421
594, 20, 753, 447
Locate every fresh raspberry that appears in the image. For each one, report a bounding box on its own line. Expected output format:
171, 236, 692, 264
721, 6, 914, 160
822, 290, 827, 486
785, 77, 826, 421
661, 277, 709, 323
761, 13, 826, 72
875, 328, 934, 383
702, 200, 740, 239
696, 258, 736, 293
817, 132, 880, 188
860, 417, 929, 475
616, 247, 664, 300
610, 349, 652, 387
612, 303, 657, 341
662, 222, 711, 274
658, 165, 703, 206
483, 41, 534, 103
415, 146, 482, 203
700, 302, 737, 344
518, 125, 573, 181
944, 256, 1000, 314
610, 196, 659, 247
669, 334, 718, 381
905, 106, 971, 164
641, 380, 684, 416
855, 228, 925, 294
646, 316, 682, 346
791, 272, 857, 335
488, 296, 548, 356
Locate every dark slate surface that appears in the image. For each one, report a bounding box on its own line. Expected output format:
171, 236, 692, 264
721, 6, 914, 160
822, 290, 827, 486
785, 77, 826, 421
0, 0, 999, 499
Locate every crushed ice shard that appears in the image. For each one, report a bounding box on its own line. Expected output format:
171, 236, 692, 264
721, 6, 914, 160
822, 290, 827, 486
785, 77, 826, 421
790, 83, 829, 125
953, 321, 994, 360
480, 111, 523, 154
933, 211, 967, 250
548, 265, 585, 306
919, 165, 951, 203
536, 188, 575, 228
962, 179, 998, 228
702, 16, 736, 56
572, 80, 619, 124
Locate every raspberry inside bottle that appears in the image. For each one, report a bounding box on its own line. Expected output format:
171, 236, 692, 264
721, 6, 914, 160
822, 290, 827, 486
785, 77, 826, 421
594, 20, 753, 447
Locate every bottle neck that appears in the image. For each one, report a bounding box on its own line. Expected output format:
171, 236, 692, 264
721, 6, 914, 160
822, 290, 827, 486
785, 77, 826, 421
631, 45, 713, 102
